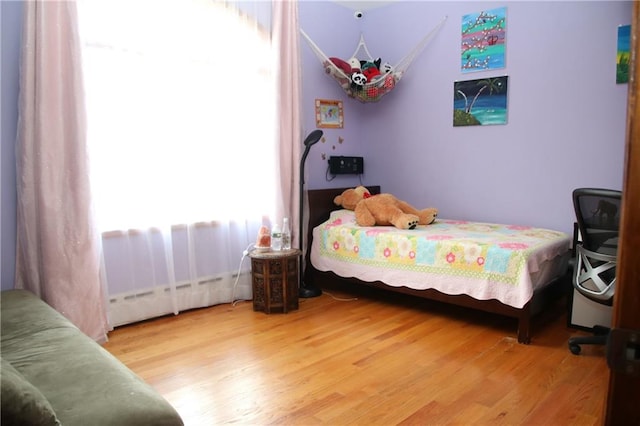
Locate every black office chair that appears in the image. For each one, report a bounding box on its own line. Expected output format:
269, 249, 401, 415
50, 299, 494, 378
568, 188, 621, 355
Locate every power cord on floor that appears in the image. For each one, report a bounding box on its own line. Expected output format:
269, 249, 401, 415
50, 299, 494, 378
322, 290, 358, 302
231, 243, 254, 307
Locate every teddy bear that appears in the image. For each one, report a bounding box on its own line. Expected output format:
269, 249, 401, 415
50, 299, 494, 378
333, 186, 438, 229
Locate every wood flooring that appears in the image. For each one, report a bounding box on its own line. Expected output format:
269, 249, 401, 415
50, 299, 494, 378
102, 287, 608, 425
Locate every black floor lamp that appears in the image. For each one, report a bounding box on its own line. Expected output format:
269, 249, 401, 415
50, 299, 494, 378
299, 129, 323, 298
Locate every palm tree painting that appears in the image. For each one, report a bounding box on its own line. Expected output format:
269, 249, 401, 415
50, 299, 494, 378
617, 24, 630, 84
453, 76, 508, 126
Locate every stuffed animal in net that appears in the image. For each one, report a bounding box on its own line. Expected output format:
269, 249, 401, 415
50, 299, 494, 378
333, 186, 438, 230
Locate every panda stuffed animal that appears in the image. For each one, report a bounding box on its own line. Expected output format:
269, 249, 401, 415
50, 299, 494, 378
350, 72, 367, 91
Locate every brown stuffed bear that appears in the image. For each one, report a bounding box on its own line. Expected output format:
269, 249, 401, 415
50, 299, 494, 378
334, 186, 438, 229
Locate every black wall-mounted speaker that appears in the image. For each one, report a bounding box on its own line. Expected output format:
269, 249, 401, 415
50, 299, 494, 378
328, 156, 364, 175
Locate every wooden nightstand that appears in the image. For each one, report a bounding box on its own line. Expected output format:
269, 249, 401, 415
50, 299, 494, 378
249, 248, 301, 314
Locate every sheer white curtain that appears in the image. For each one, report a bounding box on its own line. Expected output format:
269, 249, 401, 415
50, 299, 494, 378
77, 0, 287, 326
15, 1, 109, 342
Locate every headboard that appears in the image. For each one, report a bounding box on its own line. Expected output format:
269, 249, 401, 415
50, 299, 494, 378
304, 186, 381, 278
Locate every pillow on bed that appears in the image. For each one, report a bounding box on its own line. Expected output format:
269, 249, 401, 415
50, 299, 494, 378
1, 357, 61, 426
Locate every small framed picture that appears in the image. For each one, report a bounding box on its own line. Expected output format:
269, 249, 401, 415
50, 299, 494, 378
315, 99, 344, 128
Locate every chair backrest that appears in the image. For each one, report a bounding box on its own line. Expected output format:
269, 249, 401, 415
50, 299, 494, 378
572, 188, 622, 305
572, 188, 622, 254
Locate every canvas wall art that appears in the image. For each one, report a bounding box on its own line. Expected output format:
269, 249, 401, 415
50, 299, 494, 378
453, 76, 509, 126
617, 24, 630, 84
461, 7, 506, 73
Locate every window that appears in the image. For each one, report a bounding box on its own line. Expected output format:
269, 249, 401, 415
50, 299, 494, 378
78, 0, 277, 231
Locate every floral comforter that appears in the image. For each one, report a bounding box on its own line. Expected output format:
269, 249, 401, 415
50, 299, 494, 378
310, 210, 571, 309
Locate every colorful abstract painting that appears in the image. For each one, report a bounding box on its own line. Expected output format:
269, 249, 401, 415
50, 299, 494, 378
453, 76, 508, 126
617, 24, 630, 84
461, 7, 506, 73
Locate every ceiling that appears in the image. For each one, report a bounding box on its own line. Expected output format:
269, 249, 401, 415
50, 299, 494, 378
330, 1, 396, 12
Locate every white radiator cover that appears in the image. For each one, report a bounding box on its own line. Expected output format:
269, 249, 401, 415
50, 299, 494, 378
107, 272, 253, 327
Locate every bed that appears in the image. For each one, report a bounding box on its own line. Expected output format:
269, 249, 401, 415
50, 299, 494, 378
305, 186, 572, 344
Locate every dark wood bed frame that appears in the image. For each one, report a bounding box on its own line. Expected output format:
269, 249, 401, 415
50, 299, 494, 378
304, 186, 570, 344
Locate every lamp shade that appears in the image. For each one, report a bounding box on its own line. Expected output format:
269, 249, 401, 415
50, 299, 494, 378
303, 129, 323, 147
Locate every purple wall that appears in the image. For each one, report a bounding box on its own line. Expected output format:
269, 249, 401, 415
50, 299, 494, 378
1, 1, 22, 291
300, 1, 631, 234
0, 1, 632, 291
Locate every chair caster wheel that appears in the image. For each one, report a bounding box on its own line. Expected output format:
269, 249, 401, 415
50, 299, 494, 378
569, 344, 581, 355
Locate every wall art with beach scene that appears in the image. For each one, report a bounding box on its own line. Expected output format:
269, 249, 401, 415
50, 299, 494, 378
461, 7, 506, 73
453, 76, 508, 126
617, 24, 630, 84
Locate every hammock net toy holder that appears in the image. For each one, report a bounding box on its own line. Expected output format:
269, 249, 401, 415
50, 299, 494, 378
301, 17, 447, 103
